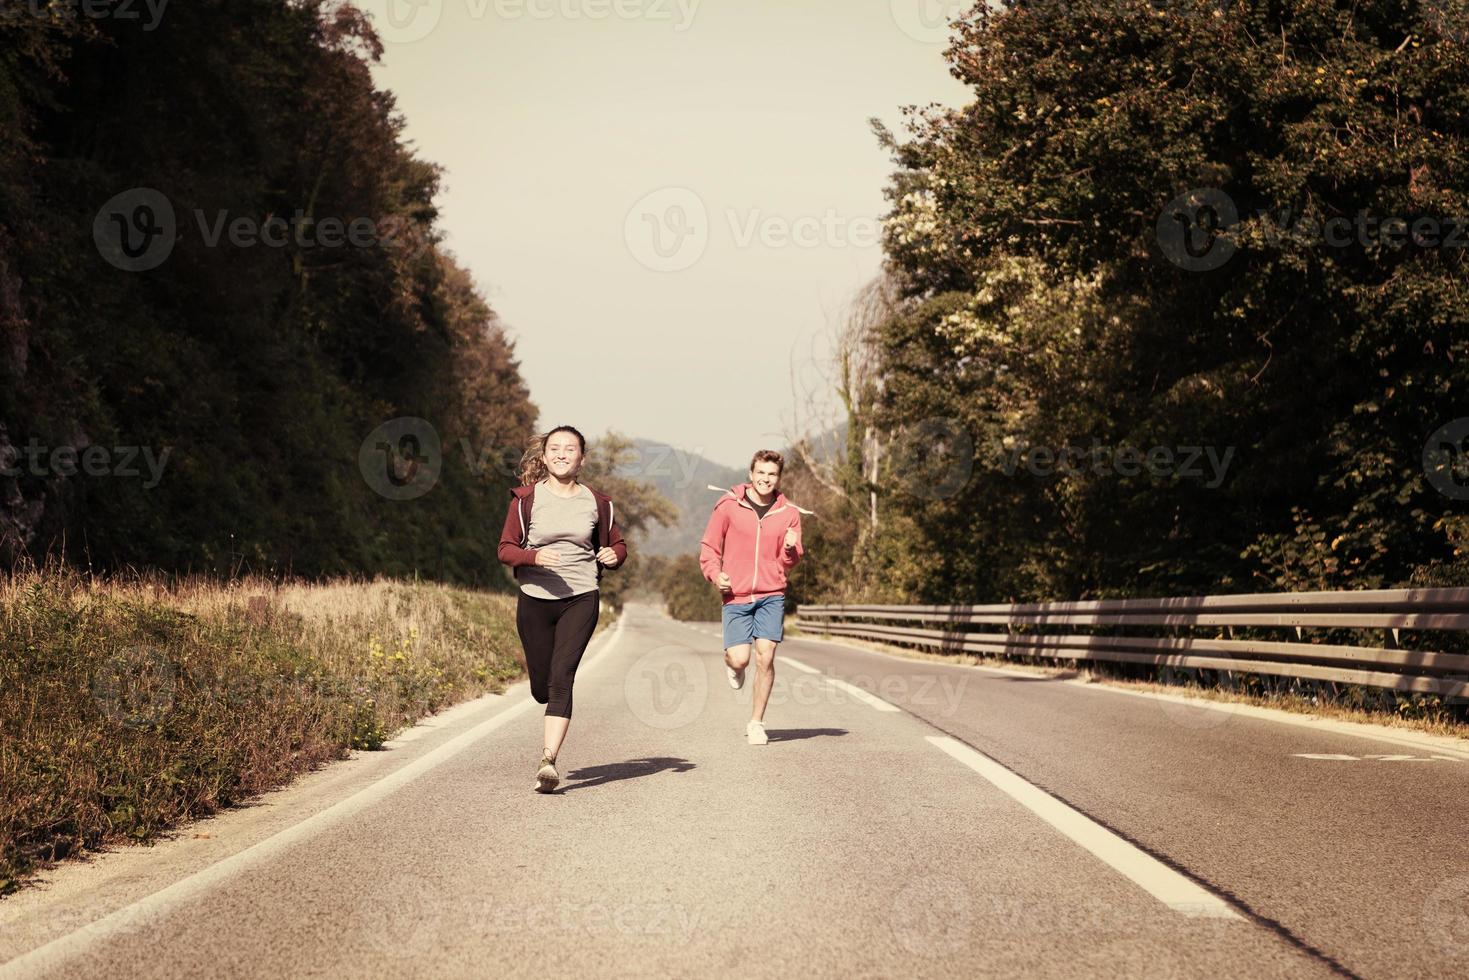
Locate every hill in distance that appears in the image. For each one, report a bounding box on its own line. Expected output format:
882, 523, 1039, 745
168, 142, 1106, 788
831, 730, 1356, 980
622, 428, 848, 557
622, 439, 746, 557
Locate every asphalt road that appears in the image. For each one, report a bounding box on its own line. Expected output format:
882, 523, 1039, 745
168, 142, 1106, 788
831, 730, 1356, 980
1, 603, 1465, 979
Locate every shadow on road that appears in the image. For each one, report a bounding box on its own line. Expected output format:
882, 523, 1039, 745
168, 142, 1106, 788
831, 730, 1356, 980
766, 727, 849, 743
557, 756, 695, 792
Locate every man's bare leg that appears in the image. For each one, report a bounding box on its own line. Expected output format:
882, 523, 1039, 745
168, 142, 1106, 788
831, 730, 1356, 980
725, 642, 751, 685
751, 637, 777, 723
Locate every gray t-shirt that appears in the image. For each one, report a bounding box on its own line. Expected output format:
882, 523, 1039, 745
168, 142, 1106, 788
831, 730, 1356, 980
516, 481, 599, 599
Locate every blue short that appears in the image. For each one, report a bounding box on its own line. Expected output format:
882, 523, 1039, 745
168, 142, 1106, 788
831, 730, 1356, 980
721, 594, 785, 649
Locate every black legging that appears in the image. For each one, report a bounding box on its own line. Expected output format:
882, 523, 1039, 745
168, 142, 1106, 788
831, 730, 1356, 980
516, 590, 599, 719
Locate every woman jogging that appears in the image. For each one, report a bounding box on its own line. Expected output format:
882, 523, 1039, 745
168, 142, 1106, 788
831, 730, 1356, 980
497, 425, 627, 793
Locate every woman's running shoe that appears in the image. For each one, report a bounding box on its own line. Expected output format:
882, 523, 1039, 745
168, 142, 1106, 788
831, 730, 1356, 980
534, 751, 560, 793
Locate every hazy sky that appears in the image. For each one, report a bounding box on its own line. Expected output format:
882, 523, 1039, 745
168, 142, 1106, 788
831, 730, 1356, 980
365, 0, 972, 469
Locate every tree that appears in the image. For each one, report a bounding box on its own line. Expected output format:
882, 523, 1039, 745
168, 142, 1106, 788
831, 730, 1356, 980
0, 0, 538, 586
848, 0, 1469, 601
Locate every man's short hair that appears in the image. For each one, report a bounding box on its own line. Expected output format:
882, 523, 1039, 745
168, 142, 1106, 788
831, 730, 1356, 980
749, 449, 784, 474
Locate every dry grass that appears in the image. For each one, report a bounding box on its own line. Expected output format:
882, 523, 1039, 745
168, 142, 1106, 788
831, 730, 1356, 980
0, 567, 526, 894
787, 627, 1469, 741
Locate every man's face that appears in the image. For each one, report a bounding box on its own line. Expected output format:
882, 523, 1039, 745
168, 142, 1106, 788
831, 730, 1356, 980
750, 461, 780, 497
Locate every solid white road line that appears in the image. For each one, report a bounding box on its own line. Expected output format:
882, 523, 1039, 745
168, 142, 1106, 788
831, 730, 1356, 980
780, 655, 900, 711
926, 735, 1240, 920
823, 679, 902, 712
0, 615, 628, 979
780, 656, 822, 674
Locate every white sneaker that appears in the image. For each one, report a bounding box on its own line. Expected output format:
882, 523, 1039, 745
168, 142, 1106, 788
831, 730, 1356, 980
746, 720, 768, 745
726, 662, 746, 690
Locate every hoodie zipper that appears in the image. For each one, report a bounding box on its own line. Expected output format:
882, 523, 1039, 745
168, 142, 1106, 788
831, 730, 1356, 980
750, 517, 761, 594
736, 487, 788, 596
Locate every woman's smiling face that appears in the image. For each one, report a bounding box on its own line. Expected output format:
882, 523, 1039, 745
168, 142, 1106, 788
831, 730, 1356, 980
542, 431, 583, 479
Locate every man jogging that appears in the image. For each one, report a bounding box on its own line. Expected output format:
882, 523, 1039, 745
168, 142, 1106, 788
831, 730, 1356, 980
698, 449, 804, 745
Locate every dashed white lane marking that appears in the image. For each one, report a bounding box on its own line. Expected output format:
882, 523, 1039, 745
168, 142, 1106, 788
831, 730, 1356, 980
1293, 753, 1460, 762
0, 617, 629, 979
925, 735, 1241, 920
786, 631, 1469, 761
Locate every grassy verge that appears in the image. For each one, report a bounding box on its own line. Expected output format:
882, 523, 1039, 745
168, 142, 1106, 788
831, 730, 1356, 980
0, 568, 530, 894
786, 627, 1469, 742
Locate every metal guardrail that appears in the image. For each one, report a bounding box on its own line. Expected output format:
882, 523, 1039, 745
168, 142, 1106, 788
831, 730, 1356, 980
793, 588, 1469, 700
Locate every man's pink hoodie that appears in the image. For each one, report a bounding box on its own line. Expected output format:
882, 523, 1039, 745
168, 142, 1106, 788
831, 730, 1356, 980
699, 483, 804, 605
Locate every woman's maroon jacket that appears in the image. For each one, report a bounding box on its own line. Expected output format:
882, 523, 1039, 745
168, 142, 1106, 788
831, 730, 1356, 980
496, 482, 628, 583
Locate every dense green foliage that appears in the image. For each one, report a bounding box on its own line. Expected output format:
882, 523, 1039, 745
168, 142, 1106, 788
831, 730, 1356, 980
799, 0, 1469, 604
1, 1, 536, 584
